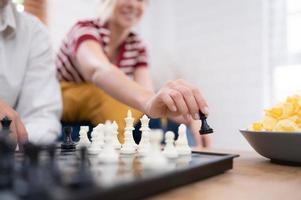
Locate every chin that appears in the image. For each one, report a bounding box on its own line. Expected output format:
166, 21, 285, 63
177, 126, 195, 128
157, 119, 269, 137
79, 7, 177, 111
118, 20, 137, 29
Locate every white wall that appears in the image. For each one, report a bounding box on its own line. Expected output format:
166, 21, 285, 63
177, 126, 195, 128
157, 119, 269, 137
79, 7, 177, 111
48, 0, 100, 51
48, 0, 268, 150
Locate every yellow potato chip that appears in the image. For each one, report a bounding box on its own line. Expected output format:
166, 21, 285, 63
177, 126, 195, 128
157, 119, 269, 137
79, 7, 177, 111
249, 95, 301, 132
250, 122, 263, 131
262, 116, 277, 131
265, 107, 282, 119
281, 102, 295, 118
273, 119, 298, 132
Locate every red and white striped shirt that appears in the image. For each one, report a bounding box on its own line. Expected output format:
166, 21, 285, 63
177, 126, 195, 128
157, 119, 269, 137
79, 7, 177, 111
55, 19, 148, 83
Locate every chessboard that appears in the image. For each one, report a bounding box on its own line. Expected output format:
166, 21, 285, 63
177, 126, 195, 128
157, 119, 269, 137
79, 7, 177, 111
7, 147, 237, 200
0, 111, 238, 200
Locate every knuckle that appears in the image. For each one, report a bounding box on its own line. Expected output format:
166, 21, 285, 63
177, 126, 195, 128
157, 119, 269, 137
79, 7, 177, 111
165, 80, 174, 87
170, 91, 181, 99
181, 87, 191, 96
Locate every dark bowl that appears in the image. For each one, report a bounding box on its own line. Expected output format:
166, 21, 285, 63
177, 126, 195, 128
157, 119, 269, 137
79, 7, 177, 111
239, 130, 301, 164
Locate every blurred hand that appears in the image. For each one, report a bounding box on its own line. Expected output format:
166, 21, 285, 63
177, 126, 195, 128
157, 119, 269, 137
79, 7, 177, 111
144, 79, 209, 120
0, 99, 28, 145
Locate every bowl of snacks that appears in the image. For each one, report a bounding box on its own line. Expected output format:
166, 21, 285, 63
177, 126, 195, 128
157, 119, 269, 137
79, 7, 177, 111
240, 95, 301, 165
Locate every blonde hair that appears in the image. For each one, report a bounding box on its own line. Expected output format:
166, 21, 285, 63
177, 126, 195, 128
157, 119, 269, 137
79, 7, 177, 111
98, 0, 117, 22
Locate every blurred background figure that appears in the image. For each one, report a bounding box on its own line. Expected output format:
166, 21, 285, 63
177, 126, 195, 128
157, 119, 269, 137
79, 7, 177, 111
0, 0, 62, 145
54, 0, 209, 147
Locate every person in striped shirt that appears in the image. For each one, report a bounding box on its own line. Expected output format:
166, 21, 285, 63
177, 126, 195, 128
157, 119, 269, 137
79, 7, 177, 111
56, 0, 210, 147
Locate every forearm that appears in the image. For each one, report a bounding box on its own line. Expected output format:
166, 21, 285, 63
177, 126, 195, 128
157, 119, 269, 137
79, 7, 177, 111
92, 66, 154, 113
76, 41, 154, 113
134, 68, 154, 92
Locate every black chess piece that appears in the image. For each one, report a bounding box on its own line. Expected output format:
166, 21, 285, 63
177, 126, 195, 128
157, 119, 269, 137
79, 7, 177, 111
199, 111, 214, 135
1, 116, 12, 130
0, 116, 15, 189
61, 126, 76, 151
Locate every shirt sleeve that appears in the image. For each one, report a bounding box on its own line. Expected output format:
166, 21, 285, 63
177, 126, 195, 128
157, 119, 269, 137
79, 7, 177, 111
67, 21, 102, 58
16, 19, 62, 144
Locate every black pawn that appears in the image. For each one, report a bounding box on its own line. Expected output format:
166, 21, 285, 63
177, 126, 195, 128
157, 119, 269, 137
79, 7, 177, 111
0, 116, 12, 140
1, 116, 12, 130
0, 116, 15, 189
199, 111, 213, 135
61, 127, 76, 151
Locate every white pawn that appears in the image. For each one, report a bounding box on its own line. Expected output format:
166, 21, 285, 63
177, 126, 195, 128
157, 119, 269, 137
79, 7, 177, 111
162, 131, 178, 159
78, 126, 91, 148
98, 124, 119, 163
111, 121, 121, 149
96, 123, 105, 146
121, 110, 136, 154
175, 124, 191, 155
89, 124, 104, 154
143, 129, 168, 169
138, 115, 151, 156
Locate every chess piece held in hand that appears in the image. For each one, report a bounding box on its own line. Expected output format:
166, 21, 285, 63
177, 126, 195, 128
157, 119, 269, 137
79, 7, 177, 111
199, 111, 213, 135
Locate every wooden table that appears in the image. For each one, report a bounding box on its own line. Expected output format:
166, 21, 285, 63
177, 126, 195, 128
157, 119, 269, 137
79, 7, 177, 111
147, 149, 301, 200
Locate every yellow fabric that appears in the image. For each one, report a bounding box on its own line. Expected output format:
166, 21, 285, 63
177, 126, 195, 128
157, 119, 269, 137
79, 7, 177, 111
61, 81, 143, 143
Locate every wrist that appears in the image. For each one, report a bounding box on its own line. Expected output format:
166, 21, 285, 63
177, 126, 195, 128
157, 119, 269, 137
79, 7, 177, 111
137, 89, 155, 115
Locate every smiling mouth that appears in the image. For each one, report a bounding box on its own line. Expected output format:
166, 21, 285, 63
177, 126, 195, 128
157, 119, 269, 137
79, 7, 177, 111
121, 10, 137, 21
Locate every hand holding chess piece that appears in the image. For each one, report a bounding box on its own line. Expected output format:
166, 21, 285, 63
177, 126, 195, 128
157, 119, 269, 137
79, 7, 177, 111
143, 79, 209, 121
0, 99, 28, 145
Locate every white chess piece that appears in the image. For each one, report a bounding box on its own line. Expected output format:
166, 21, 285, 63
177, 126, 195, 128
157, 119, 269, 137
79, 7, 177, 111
78, 126, 91, 148
126, 110, 137, 148
143, 129, 168, 169
98, 124, 119, 163
121, 110, 136, 154
137, 115, 151, 156
111, 121, 121, 149
175, 124, 191, 155
89, 124, 104, 154
103, 120, 112, 145
162, 131, 178, 159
